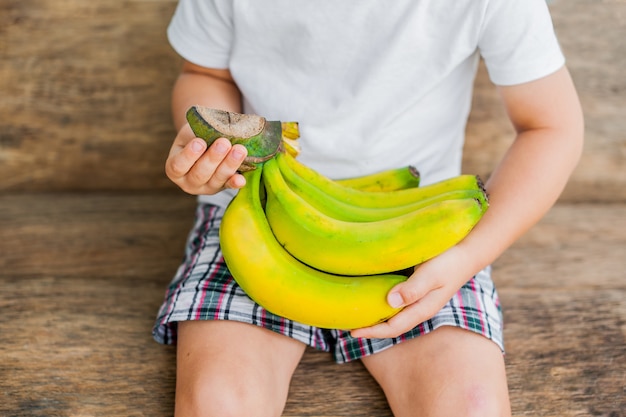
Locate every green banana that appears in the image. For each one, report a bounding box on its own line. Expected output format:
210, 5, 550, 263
282, 152, 484, 208
263, 157, 488, 276
276, 151, 486, 222
219, 164, 407, 329
336, 165, 420, 191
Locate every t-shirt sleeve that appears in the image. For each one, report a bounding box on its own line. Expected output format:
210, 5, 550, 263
478, 0, 565, 86
166, 0, 233, 69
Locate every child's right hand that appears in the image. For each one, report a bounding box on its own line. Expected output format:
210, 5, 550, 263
165, 123, 248, 195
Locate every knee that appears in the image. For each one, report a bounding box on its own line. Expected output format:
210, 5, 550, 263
455, 383, 511, 417
176, 376, 283, 417
404, 381, 510, 417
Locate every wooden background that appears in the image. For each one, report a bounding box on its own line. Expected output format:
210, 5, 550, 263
1, 0, 625, 200
1, 1, 624, 416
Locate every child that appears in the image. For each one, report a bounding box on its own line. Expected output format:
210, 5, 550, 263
154, 1, 584, 415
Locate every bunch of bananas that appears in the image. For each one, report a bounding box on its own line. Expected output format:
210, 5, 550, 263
187, 106, 489, 330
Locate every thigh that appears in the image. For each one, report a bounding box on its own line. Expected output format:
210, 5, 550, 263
175, 320, 307, 417
361, 326, 511, 417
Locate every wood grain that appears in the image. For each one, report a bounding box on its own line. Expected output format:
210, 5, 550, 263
0, 0, 624, 416
1, 0, 625, 201
1, 0, 181, 192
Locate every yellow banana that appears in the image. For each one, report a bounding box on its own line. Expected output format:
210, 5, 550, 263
263, 157, 488, 276
336, 165, 420, 192
276, 151, 486, 222
281, 121, 301, 157
219, 165, 407, 329
282, 152, 483, 208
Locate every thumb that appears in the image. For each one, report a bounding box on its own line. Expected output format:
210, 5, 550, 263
386, 275, 432, 308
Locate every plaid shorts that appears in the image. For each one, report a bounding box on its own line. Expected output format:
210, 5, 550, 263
152, 203, 504, 363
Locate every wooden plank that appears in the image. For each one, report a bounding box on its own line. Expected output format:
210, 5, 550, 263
0, 194, 624, 416
501, 288, 625, 417
1, 0, 625, 202
0, 192, 196, 278
285, 352, 392, 417
0, 275, 178, 417
494, 203, 626, 289
0, 0, 181, 192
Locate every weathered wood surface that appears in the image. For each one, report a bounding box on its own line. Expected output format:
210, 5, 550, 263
1, 0, 625, 416
1, 0, 181, 193
0, 194, 624, 417
1, 0, 626, 201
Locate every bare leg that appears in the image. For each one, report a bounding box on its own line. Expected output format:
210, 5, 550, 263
175, 320, 307, 417
361, 326, 511, 417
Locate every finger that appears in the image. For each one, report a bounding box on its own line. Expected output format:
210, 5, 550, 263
350, 288, 448, 339
224, 173, 247, 189
386, 270, 441, 309
185, 138, 231, 188
206, 144, 248, 190
166, 138, 207, 181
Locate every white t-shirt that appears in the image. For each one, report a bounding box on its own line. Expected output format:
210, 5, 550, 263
167, 0, 565, 207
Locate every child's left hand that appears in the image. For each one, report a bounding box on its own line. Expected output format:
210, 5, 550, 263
350, 244, 475, 339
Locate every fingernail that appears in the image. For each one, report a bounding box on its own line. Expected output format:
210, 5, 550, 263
388, 292, 404, 308
232, 176, 246, 189
213, 141, 228, 155
231, 147, 246, 159
191, 140, 205, 153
